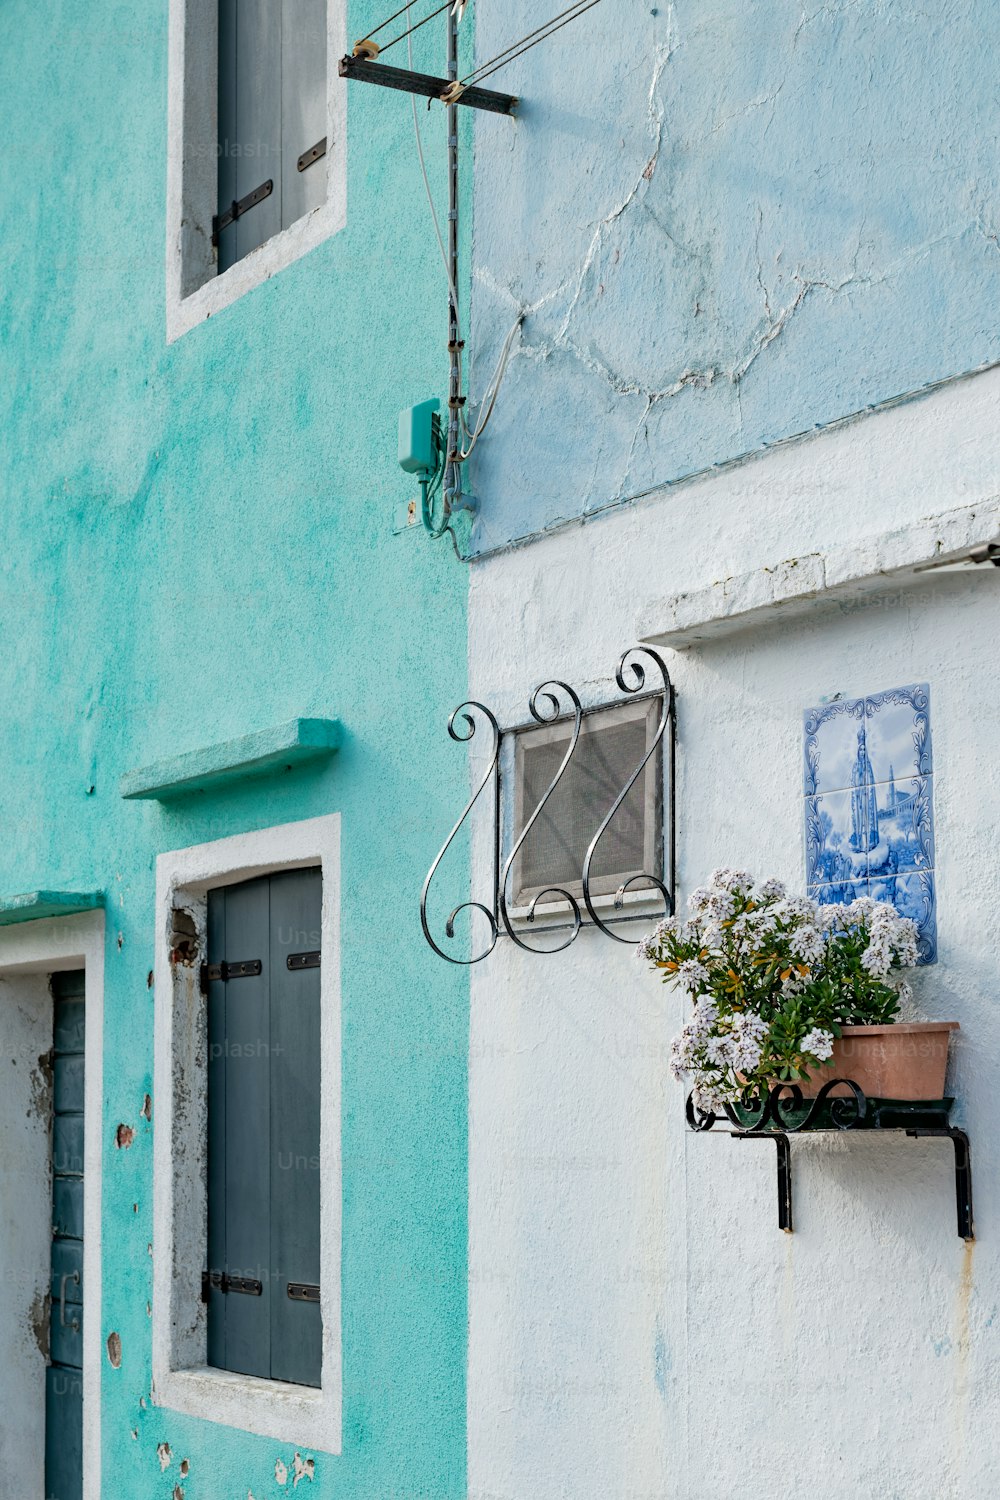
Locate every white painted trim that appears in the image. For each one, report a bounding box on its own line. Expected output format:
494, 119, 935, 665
165, 0, 348, 342
0, 911, 105, 1500
151, 815, 342, 1453
638, 496, 1000, 649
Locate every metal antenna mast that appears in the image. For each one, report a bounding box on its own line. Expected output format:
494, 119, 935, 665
444, 7, 462, 519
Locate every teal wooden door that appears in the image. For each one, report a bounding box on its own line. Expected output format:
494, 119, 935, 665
206, 869, 322, 1387
45, 969, 85, 1500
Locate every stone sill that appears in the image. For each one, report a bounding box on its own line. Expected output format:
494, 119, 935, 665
0, 891, 105, 927
638, 498, 1000, 650
120, 718, 342, 801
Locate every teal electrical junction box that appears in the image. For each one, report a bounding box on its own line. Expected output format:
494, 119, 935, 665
398, 398, 442, 475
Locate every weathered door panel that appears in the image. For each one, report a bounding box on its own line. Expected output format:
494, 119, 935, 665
46, 968, 85, 1500
281, 0, 328, 230
206, 870, 322, 1388
269, 869, 322, 1387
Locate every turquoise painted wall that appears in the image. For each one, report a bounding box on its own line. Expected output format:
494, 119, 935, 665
0, 1, 471, 1495
467, 0, 1000, 551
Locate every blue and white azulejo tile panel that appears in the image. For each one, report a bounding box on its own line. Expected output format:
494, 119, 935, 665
803, 684, 936, 963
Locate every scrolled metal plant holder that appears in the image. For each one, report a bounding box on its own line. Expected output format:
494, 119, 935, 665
498, 681, 584, 954
581, 646, 675, 942
420, 700, 501, 965
686, 1080, 973, 1239
687, 1078, 868, 1135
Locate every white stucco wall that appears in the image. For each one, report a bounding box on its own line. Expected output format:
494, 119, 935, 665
465, 368, 1000, 1499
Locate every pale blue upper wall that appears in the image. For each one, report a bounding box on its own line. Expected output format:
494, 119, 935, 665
0, 1, 469, 1495
467, 0, 1000, 553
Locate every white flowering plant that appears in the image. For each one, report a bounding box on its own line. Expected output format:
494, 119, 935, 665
639, 869, 919, 1114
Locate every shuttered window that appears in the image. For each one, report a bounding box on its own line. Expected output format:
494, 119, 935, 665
216, 0, 328, 272
511, 696, 664, 906
205, 868, 322, 1388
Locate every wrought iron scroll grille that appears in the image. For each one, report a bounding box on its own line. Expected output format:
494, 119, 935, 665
420, 646, 676, 963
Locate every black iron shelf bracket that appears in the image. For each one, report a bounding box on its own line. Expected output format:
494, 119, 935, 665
687, 1082, 974, 1241
338, 54, 518, 115
907, 1127, 974, 1241
420, 646, 676, 964
736, 1132, 794, 1232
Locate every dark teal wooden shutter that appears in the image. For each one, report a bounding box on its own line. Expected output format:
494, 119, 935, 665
281, 0, 328, 231
206, 886, 228, 1372
206, 871, 322, 1388
46, 970, 85, 1500
269, 870, 322, 1386
209, 876, 272, 1378
217, 0, 327, 272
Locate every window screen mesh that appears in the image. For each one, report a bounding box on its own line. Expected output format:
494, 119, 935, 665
513, 705, 660, 901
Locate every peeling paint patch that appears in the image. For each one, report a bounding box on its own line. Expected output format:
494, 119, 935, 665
292, 1452, 315, 1486
172, 1487, 184, 1500
275, 1458, 288, 1485
29, 1290, 50, 1359
115, 1123, 135, 1149
653, 1320, 669, 1395
157, 1441, 172, 1471
170, 908, 199, 967
180, 1458, 190, 1477
107, 1330, 122, 1368
141, 1092, 152, 1121
29, 1050, 53, 1122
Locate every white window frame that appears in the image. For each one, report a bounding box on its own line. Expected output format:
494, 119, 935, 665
166, 0, 348, 341
0, 911, 105, 1500
151, 815, 342, 1452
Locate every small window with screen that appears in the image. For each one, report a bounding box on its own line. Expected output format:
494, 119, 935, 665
510, 696, 664, 909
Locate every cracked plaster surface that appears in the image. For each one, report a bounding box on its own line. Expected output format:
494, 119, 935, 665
467, 0, 1000, 552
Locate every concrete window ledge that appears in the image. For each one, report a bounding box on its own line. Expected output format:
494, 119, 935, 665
638, 498, 1000, 650
120, 718, 342, 801
0, 890, 104, 926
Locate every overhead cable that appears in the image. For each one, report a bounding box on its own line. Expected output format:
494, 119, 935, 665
378, 0, 453, 56
457, 0, 606, 90
356, 0, 456, 58
357, 0, 436, 46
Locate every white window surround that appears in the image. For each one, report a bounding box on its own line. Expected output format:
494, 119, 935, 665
166, 0, 348, 342
0, 911, 105, 1500
637, 495, 1000, 650
151, 815, 342, 1452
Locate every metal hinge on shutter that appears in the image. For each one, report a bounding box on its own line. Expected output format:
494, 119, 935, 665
200, 958, 262, 992
297, 138, 327, 172
287, 1281, 320, 1302
201, 1270, 263, 1301
287, 951, 320, 971
212, 179, 273, 245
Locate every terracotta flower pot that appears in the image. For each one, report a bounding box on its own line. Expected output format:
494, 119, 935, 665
799, 1021, 959, 1100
